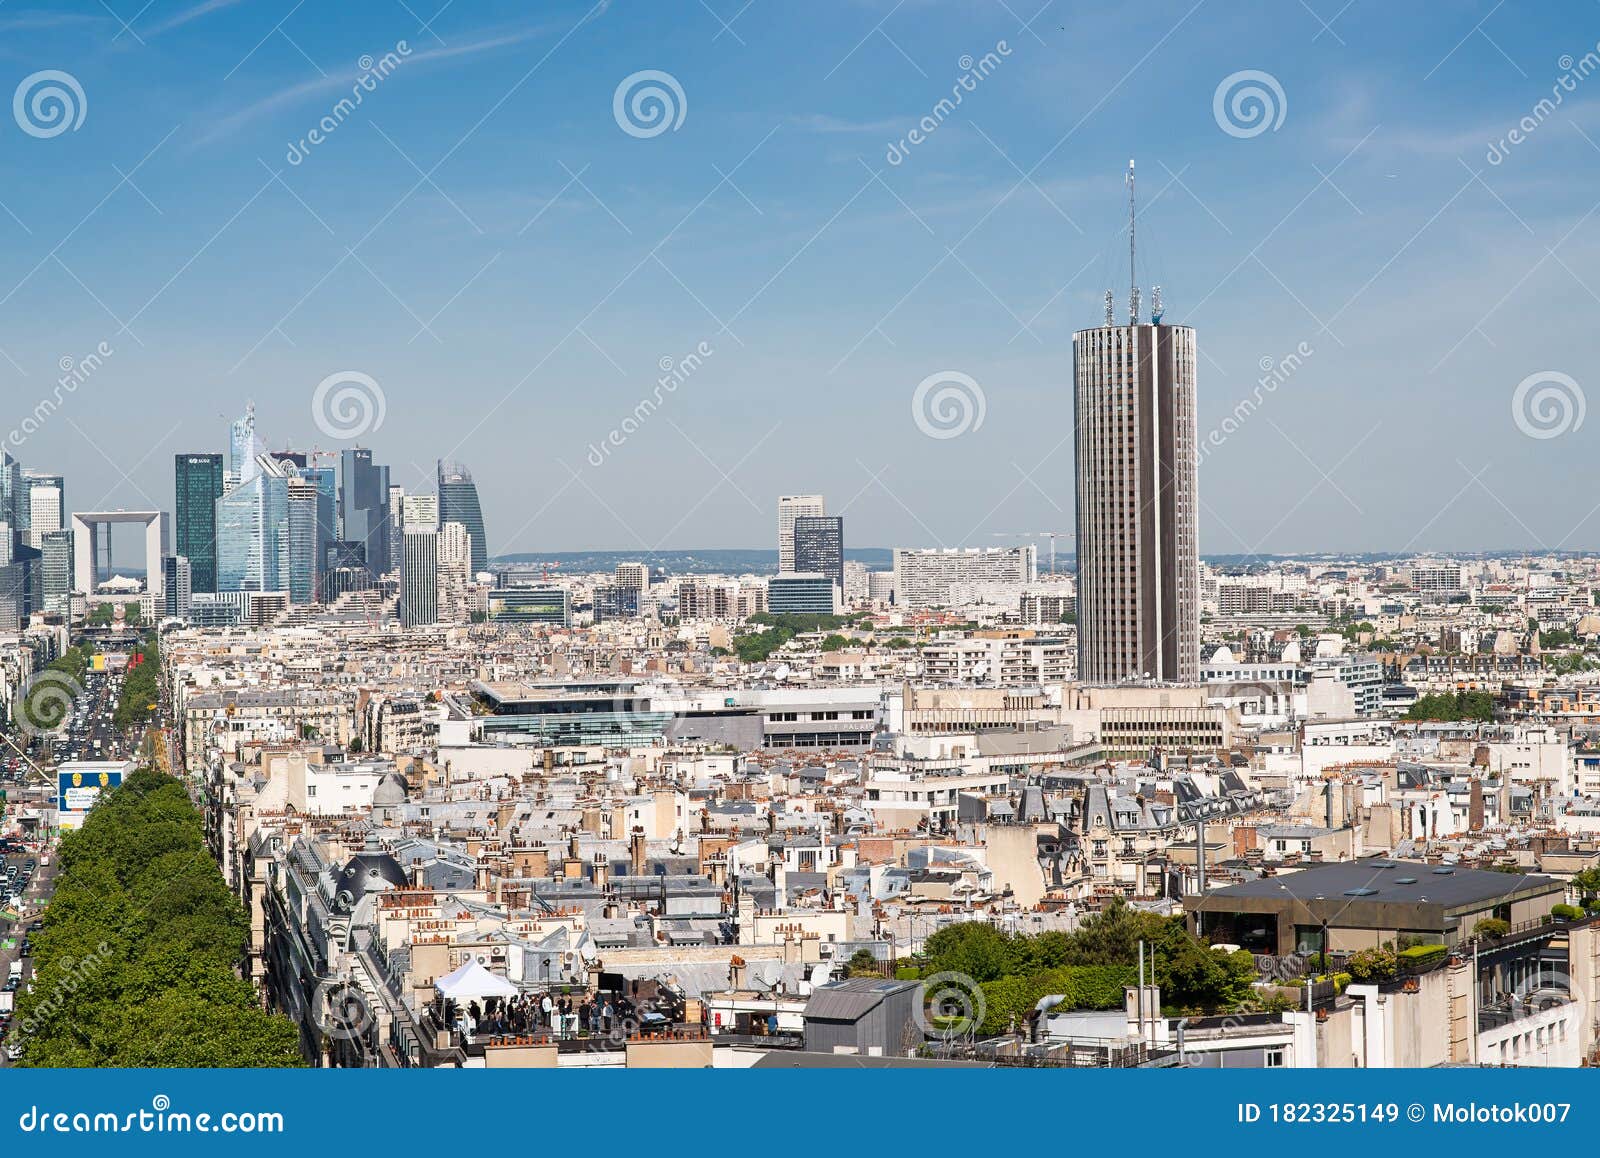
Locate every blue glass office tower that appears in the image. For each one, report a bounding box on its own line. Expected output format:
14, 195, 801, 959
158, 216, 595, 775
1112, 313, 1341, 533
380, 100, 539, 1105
437, 460, 488, 577
216, 457, 288, 594
175, 453, 224, 593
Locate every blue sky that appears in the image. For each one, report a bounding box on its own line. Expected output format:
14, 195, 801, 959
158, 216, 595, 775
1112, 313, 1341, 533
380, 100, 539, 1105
1, 0, 1597, 557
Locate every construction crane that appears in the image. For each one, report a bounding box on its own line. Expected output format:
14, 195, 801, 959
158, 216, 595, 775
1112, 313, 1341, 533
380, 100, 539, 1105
991, 532, 1071, 576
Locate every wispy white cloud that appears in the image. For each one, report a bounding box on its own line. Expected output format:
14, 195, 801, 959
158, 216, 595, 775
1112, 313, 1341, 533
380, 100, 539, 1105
792, 113, 909, 134
0, 9, 107, 31
193, 24, 552, 147
146, 0, 248, 36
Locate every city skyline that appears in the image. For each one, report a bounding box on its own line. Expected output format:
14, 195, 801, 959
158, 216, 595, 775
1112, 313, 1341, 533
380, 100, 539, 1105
0, 3, 1594, 557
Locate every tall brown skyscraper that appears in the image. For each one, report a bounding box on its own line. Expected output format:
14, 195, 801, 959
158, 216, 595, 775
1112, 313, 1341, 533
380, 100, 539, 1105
1072, 318, 1200, 684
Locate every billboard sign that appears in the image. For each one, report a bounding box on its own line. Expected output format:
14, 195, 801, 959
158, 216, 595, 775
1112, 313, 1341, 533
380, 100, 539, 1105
57, 764, 124, 829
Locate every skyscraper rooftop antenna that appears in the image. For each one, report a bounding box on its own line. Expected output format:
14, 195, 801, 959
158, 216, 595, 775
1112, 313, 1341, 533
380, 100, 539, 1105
1127, 159, 1139, 326
1104, 289, 1115, 327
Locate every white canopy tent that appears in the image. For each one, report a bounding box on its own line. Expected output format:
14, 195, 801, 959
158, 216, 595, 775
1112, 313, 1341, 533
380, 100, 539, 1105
433, 960, 518, 1003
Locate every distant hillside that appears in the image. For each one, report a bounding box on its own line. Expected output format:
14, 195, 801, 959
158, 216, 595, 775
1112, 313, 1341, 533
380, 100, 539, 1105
492, 548, 894, 576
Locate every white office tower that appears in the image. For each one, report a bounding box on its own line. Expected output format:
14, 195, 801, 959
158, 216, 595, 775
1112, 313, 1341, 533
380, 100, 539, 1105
436, 520, 472, 623
777, 494, 825, 573
402, 492, 439, 531
1072, 160, 1199, 684
892, 546, 1036, 609
614, 561, 650, 597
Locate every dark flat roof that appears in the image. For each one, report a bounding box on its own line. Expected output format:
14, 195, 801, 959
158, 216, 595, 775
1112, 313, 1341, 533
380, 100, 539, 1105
1194, 859, 1560, 911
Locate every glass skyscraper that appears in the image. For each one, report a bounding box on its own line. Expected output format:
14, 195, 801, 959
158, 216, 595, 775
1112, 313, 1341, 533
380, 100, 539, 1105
216, 457, 288, 594
175, 453, 224, 593
228, 403, 261, 488
285, 476, 319, 605
339, 448, 390, 579
437, 460, 488, 577
793, 515, 844, 595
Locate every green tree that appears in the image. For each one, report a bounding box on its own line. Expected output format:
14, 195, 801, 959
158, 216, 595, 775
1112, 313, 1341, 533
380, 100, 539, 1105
13, 767, 302, 1068
846, 949, 880, 977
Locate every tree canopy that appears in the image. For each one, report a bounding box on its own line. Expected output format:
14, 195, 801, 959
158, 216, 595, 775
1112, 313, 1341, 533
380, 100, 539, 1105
9, 767, 302, 1067
919, 900, 1258, 1030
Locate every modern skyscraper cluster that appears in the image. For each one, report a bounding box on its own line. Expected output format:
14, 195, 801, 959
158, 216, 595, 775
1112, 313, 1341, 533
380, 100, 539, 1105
0, 449, 70, 627
163, 407, 491, 626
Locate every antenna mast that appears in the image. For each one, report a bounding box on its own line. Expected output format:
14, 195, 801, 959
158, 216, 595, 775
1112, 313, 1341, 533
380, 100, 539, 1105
1127, 158, 1139, 325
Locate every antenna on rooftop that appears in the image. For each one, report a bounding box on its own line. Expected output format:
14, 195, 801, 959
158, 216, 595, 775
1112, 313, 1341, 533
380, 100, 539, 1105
1104, 289, 1115, 327
1151, 285, 1163, 325
1127, 159, 1139, 326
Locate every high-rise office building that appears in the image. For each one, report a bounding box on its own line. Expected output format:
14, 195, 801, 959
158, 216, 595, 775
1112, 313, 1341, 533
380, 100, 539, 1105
303, 464, 337, 577
162, 555, 192, 619
0, 450, 21, 553
777, 494, 825, 573
285, 476, 320, 605
400, 529, 438, 627
22, 472, 64, 549
387, 483, 406, 575
39, 529, 72, 617
892, 546, 1037, 609
436, 520, 471, 623
1072, 257, 1199, 683
228, 402, 262, 489
401, 492, 439, 531
217, 455, 288, 594
793, 515, 844, 596
437, 460, 488, 577
614, 561, 650, 597
339, 448, 390, 578
174, 453, 224, 593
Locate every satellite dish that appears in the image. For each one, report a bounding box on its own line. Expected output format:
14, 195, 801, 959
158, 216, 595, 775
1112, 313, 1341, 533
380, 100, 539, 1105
971, 661, 990, 680
772, 664, 791, 682
757, 960, 784, 991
